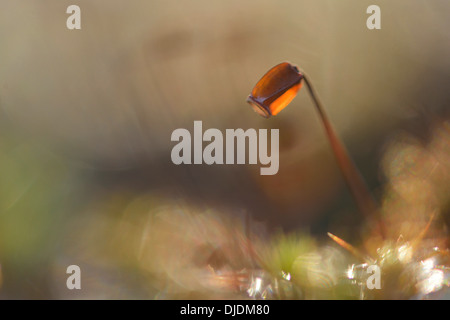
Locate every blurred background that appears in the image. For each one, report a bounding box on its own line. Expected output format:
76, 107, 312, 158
0, 0, 449, 299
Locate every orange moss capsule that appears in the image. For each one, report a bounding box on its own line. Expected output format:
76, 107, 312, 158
247, 62, 303, 118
